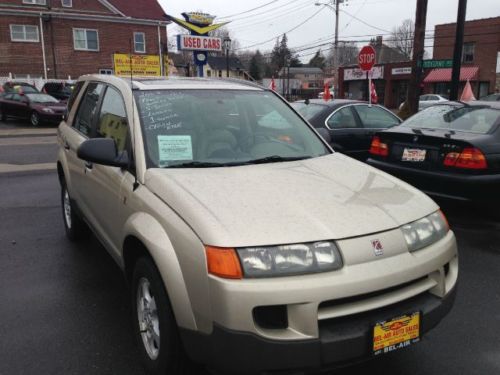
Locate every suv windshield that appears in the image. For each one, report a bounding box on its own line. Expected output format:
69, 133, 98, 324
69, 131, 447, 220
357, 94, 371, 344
135, 89, 330, 168
403, 104, 500, 134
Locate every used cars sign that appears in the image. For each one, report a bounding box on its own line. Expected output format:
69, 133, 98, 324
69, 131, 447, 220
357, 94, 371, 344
177, 34, 222, 52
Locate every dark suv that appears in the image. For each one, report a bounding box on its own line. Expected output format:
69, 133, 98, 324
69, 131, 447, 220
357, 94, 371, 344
42, 82, 75, 101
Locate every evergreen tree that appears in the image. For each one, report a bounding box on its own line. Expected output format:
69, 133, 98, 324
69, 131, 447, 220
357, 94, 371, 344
249, 50, 263, 81
308, 50, 325, 69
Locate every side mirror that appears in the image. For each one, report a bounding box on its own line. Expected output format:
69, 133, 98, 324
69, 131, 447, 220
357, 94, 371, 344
77, 138, 129, 168
316, 128, 331, 143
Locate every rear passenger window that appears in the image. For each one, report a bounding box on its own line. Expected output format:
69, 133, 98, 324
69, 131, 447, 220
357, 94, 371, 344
73, 83, 104, 136
327, 106, 357, 129
353, 105, 400, 129
67, 81, 84, 115
97, 86, 128, 152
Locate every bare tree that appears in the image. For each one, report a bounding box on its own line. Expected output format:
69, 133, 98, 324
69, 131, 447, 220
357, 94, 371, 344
326, 42, 359, 67
387, 19, 415, 60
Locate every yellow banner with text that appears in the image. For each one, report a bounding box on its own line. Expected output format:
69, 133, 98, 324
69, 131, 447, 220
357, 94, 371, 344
113, 54, 161, 77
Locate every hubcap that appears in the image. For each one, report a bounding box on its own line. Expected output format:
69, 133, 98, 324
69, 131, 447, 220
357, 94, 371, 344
31, 113, 39, 126
137, 277, 160, 360
63, 189, 72, 229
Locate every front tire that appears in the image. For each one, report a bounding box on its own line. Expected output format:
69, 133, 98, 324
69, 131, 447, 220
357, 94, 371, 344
132, 257, 194, 375
61, 182, 87, 241
30, 111, 40, 127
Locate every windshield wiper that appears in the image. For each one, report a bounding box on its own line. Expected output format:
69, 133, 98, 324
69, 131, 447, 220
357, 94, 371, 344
164, 161, 227, 168
244, 155, 312, 165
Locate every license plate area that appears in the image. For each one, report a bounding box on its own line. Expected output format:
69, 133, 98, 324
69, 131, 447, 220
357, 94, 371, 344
402, 148, 426, 162
373, 312, 420, 355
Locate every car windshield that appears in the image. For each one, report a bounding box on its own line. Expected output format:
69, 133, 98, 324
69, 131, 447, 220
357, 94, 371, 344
135, 89, 330, 168
26, 93, 59, 103
291, 102, 327, 120
403, 104, 500, 134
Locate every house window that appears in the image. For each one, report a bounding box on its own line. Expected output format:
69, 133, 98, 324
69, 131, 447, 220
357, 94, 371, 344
134, 32, 146, 53
10, 25, 39, 42
207, 70, 211, 77
462, 42, 475, 63
99, 69, 113, 75
73, 29, 99, 51
61, 0, 72, 7
22, 0, 46, 5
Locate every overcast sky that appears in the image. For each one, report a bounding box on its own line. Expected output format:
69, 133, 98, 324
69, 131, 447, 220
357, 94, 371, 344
159, 0, 499, 60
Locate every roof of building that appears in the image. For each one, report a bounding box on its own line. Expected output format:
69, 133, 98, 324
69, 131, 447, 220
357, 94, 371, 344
279, 67, 324, 75
207, 56, 245, 71
107, 0, 166, 21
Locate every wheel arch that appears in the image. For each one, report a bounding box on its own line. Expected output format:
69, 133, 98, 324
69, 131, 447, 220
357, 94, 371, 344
122, 213, 198, 331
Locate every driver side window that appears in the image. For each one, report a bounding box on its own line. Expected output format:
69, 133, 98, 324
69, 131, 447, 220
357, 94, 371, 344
73, 82, 104, 136
327, 106, 357, 129
96, 86, 128, 152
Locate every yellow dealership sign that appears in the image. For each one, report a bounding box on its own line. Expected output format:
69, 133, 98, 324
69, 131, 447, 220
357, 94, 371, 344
113, 54, 161, 77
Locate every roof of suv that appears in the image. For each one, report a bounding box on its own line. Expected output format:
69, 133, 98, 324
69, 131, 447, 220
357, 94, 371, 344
78, 75, 265, 91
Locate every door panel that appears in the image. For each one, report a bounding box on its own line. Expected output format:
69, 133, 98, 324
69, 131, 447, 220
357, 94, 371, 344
325, 106, 366, 158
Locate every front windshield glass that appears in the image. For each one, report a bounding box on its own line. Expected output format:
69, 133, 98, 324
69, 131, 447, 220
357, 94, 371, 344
403, 104, 500, 134
26, 93, 59, 103
135, 89, 330, 168
291, 102, 327, 120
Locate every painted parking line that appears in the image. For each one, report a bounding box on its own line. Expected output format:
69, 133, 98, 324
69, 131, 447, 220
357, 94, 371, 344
0, 163, 56, 174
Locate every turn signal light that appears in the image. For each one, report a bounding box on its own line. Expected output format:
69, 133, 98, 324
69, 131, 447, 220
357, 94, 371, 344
369, 136, 389, 156
206, 246, 243, 279
443, 148, 487, 169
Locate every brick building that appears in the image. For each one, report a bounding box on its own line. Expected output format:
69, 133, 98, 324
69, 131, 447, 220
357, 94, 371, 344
426, 17, 500, 98
0, 0, 169, 79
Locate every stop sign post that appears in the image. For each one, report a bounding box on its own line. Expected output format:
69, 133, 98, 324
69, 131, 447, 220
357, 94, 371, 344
358, 45, 376, 105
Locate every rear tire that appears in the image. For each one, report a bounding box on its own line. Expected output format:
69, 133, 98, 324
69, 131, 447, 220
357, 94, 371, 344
30, 111, 40, 127
61, 181, 87, 241
132, 257, 195, 375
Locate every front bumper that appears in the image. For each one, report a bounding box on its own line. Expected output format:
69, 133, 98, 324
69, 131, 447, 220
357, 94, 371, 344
181, 286, 456, 374
367, 158, 500, 202
39, 112, 64, 124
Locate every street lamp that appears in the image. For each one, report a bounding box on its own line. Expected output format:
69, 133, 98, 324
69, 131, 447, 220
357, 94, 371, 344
223, 36, 231, 78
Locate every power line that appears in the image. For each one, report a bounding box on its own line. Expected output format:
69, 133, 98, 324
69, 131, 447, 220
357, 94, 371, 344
223, 0, 305, 22
339, 8, 391, 33
217, 0, 281, 20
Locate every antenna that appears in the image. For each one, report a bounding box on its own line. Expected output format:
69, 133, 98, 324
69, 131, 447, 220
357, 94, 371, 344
129, 38, 139, 191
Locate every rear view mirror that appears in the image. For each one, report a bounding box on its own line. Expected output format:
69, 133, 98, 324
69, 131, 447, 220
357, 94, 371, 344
77, 138, 129, 168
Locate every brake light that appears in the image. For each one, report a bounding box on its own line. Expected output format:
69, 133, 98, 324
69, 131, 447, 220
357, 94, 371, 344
443, 148, 487, 169
369, 136, 389, 156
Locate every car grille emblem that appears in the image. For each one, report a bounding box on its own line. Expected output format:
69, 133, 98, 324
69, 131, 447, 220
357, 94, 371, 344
413, 136, 419, 142
371, 239, 384, 256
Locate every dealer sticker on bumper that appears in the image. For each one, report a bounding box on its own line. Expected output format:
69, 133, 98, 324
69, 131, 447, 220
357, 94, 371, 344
373, 312, 420, 355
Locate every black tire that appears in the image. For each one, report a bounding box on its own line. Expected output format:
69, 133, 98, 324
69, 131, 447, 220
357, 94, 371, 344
61, 181, 87, 241
132, 257, 195, 375
30, 111, 40, 127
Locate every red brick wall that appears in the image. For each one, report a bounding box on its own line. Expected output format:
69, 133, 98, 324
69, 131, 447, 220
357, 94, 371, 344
433, 17, 500, 93
0, 14, 167, 78
0, 0, 113, 14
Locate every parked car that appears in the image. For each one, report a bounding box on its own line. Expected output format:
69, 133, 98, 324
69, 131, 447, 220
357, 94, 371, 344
42, 81, 76, 101
291, 99, 402, 160
480, 93, 500, 102
0, 81, 39, 97
419, 94, 449, 111
317, 90, 334, 99
367, 101, 500, 202
58, 75, 458, 375
0, 92, 66, 126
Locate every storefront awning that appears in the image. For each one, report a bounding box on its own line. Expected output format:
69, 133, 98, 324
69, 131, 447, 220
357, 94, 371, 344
423, 66, 479, 83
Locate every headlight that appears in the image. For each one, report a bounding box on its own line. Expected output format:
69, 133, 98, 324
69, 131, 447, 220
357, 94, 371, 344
237, 241, 343, 278
42, 108, 54, 114
401, 210, 449, 252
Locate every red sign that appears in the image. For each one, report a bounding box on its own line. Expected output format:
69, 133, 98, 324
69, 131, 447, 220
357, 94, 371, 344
358, 45, 376, 71
178, 34, 222, 52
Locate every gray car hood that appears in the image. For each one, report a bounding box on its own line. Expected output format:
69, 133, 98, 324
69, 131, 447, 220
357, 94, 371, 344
145, 153, 438, 247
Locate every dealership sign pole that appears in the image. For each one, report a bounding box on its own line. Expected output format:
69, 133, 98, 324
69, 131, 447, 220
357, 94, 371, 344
166, 12, 229, 77
358, 45, 376, 106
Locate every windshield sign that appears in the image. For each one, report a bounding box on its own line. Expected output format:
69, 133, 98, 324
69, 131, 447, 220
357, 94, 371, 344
403, 104, 500, 134
135, 90, 330, 168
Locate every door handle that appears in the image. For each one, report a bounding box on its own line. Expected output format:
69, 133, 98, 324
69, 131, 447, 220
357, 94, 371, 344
85, 161, 93, 170
64, 142, 70, 150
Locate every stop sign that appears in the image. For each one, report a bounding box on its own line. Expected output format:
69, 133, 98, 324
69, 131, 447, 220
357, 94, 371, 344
358, 45, 376, 71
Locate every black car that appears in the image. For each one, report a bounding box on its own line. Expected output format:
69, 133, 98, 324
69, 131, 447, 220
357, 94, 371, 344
291, 99, 401, 160
367, 101, 500, 202
42, 81, 75, 101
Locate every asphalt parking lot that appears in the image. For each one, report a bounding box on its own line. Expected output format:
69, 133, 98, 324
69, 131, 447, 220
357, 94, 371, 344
0, 119, 499, 375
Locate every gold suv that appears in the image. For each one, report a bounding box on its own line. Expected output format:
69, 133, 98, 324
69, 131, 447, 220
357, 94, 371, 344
57, 75, 458, 375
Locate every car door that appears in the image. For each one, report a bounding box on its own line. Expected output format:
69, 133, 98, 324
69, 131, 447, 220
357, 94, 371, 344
61, 82, 105, 219
8, 94, 29, 119
0, 94, 15, 117
77, 84, 132, 256
351, 104, 402, 160
325, 105, 366, 158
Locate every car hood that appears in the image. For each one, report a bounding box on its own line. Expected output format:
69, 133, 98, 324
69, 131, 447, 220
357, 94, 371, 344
145, 153, 438, 247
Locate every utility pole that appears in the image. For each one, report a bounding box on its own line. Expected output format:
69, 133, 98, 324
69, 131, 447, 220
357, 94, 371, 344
450, 0, 467, 101
407, 0, 428, 115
